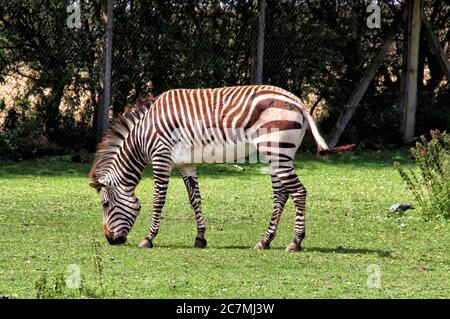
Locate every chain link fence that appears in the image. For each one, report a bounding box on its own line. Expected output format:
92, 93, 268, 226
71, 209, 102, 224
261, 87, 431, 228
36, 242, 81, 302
0, 0, 449, 160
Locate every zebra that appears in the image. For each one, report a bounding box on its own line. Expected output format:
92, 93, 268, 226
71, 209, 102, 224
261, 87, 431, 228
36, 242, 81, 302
89, 85, 352, 251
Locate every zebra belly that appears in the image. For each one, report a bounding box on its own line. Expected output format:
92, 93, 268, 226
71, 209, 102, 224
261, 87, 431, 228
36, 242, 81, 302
170, 128, 305, 166
171, 139, 257, 165
170, 106, 306, 166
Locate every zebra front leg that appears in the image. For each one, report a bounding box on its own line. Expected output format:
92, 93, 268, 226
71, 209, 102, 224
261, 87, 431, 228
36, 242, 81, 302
181, 166, 207, 248
273, 166, 307, 252
139, 166, 172, 249
254, 174, 288, 250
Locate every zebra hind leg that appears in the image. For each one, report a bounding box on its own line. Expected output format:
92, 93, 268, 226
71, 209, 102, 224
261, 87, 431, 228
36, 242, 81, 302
272, 166, 307, 252
181, 166, 207, 248
254, 174, 288, 250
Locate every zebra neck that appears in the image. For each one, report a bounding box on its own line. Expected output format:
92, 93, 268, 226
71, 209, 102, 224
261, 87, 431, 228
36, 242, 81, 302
110, 123, 148, 189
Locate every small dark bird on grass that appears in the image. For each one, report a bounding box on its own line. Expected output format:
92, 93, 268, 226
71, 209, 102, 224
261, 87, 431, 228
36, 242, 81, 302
389, 203, 415, 213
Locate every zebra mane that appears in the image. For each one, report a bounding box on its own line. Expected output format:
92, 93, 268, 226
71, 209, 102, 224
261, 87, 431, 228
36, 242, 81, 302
89, 96, 155, 190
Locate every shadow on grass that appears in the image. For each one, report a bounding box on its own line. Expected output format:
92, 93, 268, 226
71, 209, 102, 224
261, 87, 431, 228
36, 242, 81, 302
304, 246, 391, 257
215, 245, 391, 257
134, 243, 391, 257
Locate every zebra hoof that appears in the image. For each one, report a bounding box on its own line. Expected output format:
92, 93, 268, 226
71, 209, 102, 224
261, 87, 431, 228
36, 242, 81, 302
194, 237, 207, 248
254, 241, 270, 251
285, 242, 301, 252
138, 238, 153, 249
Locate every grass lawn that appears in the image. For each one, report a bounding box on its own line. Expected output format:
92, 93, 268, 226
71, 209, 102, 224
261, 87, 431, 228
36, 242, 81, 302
0, 151, 448, 298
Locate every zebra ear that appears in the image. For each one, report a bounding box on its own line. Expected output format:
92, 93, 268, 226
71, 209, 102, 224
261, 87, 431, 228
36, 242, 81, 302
89, 177, 107, 190
89, 181, 101, 189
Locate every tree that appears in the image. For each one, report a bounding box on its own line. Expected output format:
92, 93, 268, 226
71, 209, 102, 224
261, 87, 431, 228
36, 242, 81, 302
97, 0, 114, 141
0, 0, 102, 144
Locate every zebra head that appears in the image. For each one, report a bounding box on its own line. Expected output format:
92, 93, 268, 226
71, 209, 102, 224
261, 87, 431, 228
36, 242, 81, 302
90, 176, 141, 245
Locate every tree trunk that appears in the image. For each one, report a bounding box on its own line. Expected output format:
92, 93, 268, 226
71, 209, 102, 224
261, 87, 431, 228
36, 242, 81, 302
255, 0, 266, 84
97, 0, 113, 142
44, 81, 65, 139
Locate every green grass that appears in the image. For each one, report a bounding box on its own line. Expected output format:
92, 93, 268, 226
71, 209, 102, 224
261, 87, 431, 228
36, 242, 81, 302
0, 151, 448, 298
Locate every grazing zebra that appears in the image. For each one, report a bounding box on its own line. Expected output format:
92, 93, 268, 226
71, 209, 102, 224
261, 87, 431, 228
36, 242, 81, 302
89, 85, 352, 251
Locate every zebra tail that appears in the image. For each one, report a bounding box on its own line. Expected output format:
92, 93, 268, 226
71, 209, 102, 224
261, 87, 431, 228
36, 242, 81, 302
304, 112, 355, 156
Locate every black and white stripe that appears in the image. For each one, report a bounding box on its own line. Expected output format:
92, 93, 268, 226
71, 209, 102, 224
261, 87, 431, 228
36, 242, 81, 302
90, 85, 337, 251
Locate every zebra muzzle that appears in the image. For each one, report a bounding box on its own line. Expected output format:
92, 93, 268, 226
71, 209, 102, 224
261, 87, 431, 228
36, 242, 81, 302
105, 230, 127, 245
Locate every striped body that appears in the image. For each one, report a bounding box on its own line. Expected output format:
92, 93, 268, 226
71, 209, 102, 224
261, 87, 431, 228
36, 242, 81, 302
90, 85, 332, 251
150, 85, 309, 166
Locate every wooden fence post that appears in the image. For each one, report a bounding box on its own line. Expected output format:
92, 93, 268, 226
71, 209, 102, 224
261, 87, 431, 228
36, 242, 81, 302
401, 0, 423, 143
422, 17, 450, 82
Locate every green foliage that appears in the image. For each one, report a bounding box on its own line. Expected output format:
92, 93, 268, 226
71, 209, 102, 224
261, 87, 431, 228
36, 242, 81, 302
34, 234, 113, 299
91, 236, 106, 297
34, 271, 109, 299
0, 0, 101, 151
395, 130, 450, 220
0, 97, 59, 160
0, 94, 96, 159
34, 273, 63, 299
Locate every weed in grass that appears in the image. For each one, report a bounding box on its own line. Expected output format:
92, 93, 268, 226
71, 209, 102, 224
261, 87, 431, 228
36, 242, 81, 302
395, 130, 450, 220
34, 233, 114, 299
35, 272, 70, 299
91, 231, 107, 298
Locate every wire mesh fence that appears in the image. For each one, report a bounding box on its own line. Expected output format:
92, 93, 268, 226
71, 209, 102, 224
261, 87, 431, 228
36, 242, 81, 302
0, 0, 449, 160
